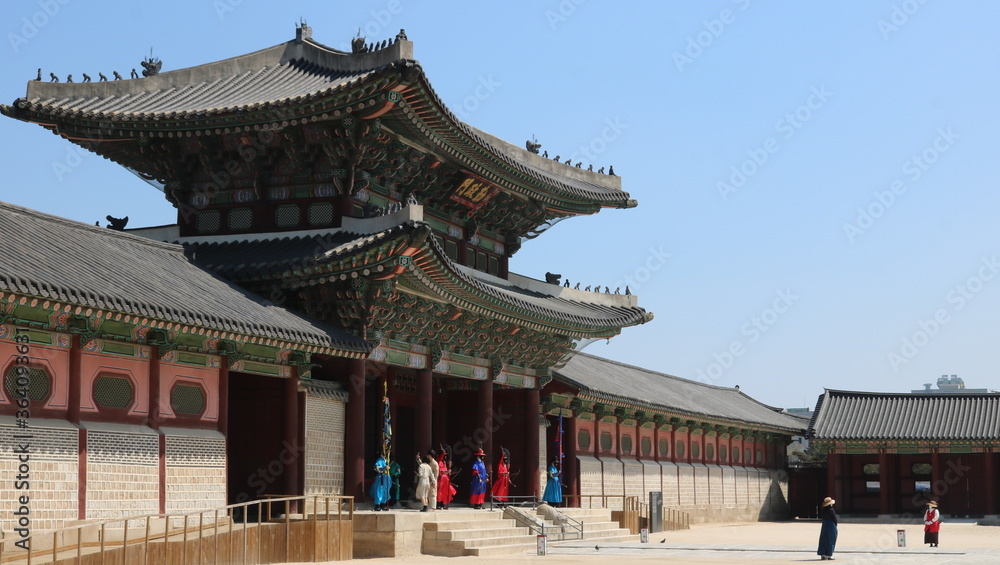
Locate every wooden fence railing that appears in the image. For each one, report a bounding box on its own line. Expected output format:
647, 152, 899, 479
561, 494, 690, 534
0, 495, 353, 565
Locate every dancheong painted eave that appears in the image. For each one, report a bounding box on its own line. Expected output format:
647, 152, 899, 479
178, 215, 653, 339
0, 28, 635, 213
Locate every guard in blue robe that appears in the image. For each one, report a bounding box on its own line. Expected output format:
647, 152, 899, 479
370, 455, 392, 511
542, 460, 562, 505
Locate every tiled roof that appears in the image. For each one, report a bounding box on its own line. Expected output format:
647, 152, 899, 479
808, 389, 1000, 441
3, 37, 630, 208
17, 54, 375, 119
554, 353, 806, 433
181, 221, 651, 332
0, 201, 370, 353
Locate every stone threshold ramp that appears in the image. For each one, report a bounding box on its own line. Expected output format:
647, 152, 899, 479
421, 507, 636, 556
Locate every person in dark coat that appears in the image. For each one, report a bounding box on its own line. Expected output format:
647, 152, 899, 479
817, 496, 838, 560
924, 500, 941, 547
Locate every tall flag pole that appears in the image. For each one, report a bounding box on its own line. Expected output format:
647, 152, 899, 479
382, 380, 392, 466
556, 406, 563, 489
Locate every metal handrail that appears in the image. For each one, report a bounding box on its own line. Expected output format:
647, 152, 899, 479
489, 494, 538, 511
0, 494, 353, 565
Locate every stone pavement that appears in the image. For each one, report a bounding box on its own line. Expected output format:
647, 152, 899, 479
294, 519, 1000, 564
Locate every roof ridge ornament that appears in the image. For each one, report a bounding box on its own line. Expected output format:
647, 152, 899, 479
295, 18, 312, 43
140, 48, 161, 77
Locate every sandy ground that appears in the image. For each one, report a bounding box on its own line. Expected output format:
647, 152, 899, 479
291, 519, 1000, 565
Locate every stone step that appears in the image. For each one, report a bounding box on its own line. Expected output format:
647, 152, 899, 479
467, 542, 540, 557
457, 533, 539, 548
428, 526, 530, 541
423, 518, 513, 531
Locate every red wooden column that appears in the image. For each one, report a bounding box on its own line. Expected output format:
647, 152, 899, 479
985, 451, 998, 516
931, 451, 942, 505
878, 451, 891, 516
826, 451, 839, 509
416, 369, 433, 454
478, 376, 494, 466
69, 335, 85, 520
525, 388, 540, 497
565, 415, 579, 506
149, 346, 165, 514
284, 367, 300, 510
344, 358, 366, 498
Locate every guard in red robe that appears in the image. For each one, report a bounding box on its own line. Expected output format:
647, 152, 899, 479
492, 447, 511, 505
924, 500, 940, 547
436, 445, 457, 509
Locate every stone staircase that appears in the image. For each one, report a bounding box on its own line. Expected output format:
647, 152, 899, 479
420, 506, 636, 556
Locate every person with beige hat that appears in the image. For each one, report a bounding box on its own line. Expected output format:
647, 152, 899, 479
817, 496, 838, 560
924, 500, 941, 547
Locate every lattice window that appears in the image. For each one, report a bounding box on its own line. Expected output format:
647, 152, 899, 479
745, 448, 752, 464
720, 445, 727, 461
275, 204, 301, 227
912, 463, 932, 475
621, 435, 633, 454
196, 210, 221, 233
732, 447, 739, 462
228, 208, 253, 231
307, 202, 333, 226
577, 429, 591, 451
675, 440, 685, 458
93, 375, 134, 409
659, 438, 669, 458
705, 443, 714, 460
599, 431, 613, 452
863, 463, 880, 475
756, 449, 763, 464
170, 383, 206, 416
4, 366, 50, 403
691, 442, 700, 459
641, 437, 652, 456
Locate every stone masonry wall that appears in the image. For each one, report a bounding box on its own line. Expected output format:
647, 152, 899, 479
578, 456, 791, 524
0, 419, 79, 531
164, 430, 226, 516
85, 427, 158, 520
304, 394, 346, 497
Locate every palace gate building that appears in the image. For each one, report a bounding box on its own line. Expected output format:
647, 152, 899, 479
0, 25, 658, 530
808, 389, 1000, 518
0, 25, 811, 533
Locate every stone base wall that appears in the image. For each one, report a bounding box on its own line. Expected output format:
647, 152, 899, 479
576, 456, 791, 524
164, 428, 226, 516
85, 425, 159, 521
304, 393, 346, 497
1, 419, 233, 531
0, 418, 79, 531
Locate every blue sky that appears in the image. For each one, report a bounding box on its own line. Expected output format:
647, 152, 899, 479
3, 1, 998, 409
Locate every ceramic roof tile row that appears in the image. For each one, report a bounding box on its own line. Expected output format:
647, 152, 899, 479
0, 201, 370, 352
554, 353, 806, 433
23, 59, 372, 118
808, 389, 1000, 441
